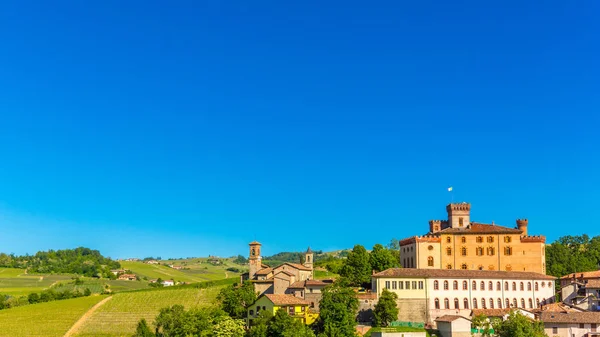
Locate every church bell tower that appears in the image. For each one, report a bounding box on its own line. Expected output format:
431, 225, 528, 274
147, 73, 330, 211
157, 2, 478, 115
248, 241, 262, 280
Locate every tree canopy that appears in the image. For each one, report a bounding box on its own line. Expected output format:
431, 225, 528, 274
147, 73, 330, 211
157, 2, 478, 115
315, 281, 359, 337
373, 289, 398, 327
369, 244, 398, 273
546, 235, 600, 278
340, 245, 372, 287
493, 311, 548, 337
217, 281, 257, 319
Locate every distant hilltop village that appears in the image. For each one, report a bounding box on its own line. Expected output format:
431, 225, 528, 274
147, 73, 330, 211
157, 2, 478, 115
399, 202, 546, 274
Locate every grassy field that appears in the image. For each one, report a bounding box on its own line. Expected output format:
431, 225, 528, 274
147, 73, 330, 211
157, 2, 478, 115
0, 295, 107, 337
0, 268, 74, 296
120, 259, 243, 283
74, 285, 223, 337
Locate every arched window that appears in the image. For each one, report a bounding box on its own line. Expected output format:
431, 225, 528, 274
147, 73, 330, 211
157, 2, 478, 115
521, 298, 525, 308
489, 281, 493, 290
476, 236, 483, 243
504, 236, 512, 243
487, 236, 494, 243
480, 281, 485, 290
428, 256, 434, 267
476, 247, 483, 256
478, 265, 484, 270
444, 298, 450, 309
541, 282, 546, 288
444, 281, 449, 290
548, 281, 553, 288
454, 298, 459, 309
446, 247, 452, 256
463, 281, 468, 290
481, 297, 487, 309
535, 282, 539, 291
528, 298, 533, 308
434, 281, 439, 290
504, 282, 508, 291
489, 298, 494, 309
520, 282, 524, 291
464, 298, 469, 309
446, 237, 451, 243
461, 264, 468, 270
472, 281, 477, 290
497, 298, 502, 309
473, 298, 478, 309
513, 298, 517, 308
505, 298, 510, 308
527, 282, 532, 291
461, 236, 466, 243
434, 298, 440, 309
487, 247, 495, 255
496, 282, 501, 291
447, 264, 452, 269
536, 298, 540, 307
512, 282, 516, 291
453, 281, 458, 290
461, 247, 467, 256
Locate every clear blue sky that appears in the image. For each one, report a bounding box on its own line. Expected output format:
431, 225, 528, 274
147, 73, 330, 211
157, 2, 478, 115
0, 1, 598, 259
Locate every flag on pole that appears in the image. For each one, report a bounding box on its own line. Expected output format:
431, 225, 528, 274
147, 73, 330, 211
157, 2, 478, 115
448, 187, 453, 192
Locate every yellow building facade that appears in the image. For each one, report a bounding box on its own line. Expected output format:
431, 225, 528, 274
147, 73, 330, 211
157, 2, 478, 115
400, 203, 546, 274
247, 294, 318, 325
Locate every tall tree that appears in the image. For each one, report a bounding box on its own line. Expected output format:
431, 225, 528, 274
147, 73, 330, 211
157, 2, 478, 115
340, 245, 372, 287
315, 282, 359, 337
217, 281, 257, 319
493, 311, 547, 337
369, 244, 398, 273
212, 316, 245, 337
373, 289, 398, 327
133, 319, 155, 337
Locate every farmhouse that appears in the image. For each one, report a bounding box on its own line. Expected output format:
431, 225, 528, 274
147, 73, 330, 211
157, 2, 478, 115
118, 274, 137, 281
540, 312, 600, 337
247, 294, 318, 325
162, 280, 175, 287
146, 260, 159, 265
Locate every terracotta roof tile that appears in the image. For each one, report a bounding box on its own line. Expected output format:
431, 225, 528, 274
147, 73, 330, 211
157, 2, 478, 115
440, 223, 523, 234
540, 303, 583, 313
264, 294, 310, 306
275, 270, 295, 277
284, 263, 312, 271
471, 309, 511, 317
255, 268, 273, 275
288, 280, 330, 288
372, 268, 555, 280
436, 315, 470, 322
540, 312, 600, 323
586, 279, 600, 288
560, 270, 600, 280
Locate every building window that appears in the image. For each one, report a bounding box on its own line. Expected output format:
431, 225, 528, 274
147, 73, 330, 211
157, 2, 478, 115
256, 306, 261, 312
459, 217, 464, 226
446, 237, 451, 243
504, 247, 513, 256
418, 281, 424, 289
591, 323, 596, 332
461, 236, 466, 243
496, 282, 501, 291
520, 282, 524, 291
504, 236, 512, 243
504, 282, 508, 291
446, 247, 452, 256
488, 281, 493, 290
411, 257, 414, 268
454, 298, 459, 309
481, 297, 487, 309
498, 298, 502, 309
535, 282, 539, 291
512, 282, 516, 291
536, 298, 540, 307
463, 281, 468, 290
461, 247, 467, 256
453, 281, 458, 290
385, 281, 390, 289
444, 298, 450, 309
513, 298, 518, 308
548, 281, 552, 288
428, 245, 434, 250
476, 247, 483, 256
487, 247, 495, 256
552, 327, 558, 334
443, 281, 449, 290
487, 236, 494, 243
480, 281, 485, 290
463, 298, 469, 309
461, 264, 468, 270
473, 298, 478, 309
288, 306, 294, 315
434, 298, 440, 309
405, 281, 410, 289
428, 256, 434, 267
434, 281, 439, 290
392, 281, 397, 290
472, 281, 477, 290
541, 282, 546, 288
527, 282, 532, 291
447, 264, 452, 269
399, 281, 404, 290
478, 265, 483, 270
521, 298, 525, 308
412, 281, 417, 289
528, 299, 533, 308
476, 236, 483, 243
505, 298, 510, 308
489, 298, 494, 309
249, 310, 254, 316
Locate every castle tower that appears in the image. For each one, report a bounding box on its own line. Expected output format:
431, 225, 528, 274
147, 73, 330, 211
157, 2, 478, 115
304, 247, 314, 270
516, 219, 528, 236
248, 241, 262, 280
446, 202, 471, 228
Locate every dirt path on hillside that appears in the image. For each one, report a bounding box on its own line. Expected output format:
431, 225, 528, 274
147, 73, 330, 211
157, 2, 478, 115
63, 296, 113, 337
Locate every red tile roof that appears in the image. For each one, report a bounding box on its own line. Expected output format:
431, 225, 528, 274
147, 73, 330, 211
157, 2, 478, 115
440, 223, 523, 234
586, 279, 600, 288
436, 315, 471, 322
283, 263, 312, 271
372, 268, 555, 280
264, 294, 311, 306
560, 270, 600, 280
540, 312, 600, 323
288, 280, 330, 288
471, 309, 510, 317
255, 268, 273, 275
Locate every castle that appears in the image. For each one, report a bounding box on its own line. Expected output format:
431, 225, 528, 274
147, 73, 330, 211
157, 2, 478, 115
399, 203, 546, 273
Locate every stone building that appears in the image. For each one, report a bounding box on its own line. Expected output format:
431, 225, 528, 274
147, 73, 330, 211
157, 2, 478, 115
242, 242, 331, 310
560, 271, 600, 311
399, 202, 546, 274
371, 268, 555, 326
540, 312, 600, 337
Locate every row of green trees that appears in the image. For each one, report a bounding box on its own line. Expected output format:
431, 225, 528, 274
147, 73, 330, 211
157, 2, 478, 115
337, 244, 399, 287
0, 247, 121, 278
545, 234, 600, 278
0, 287, 92, 310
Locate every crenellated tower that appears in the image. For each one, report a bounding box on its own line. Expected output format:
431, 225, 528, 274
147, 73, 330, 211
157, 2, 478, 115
516, 219, 528, 236
446, 202, 471, 228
